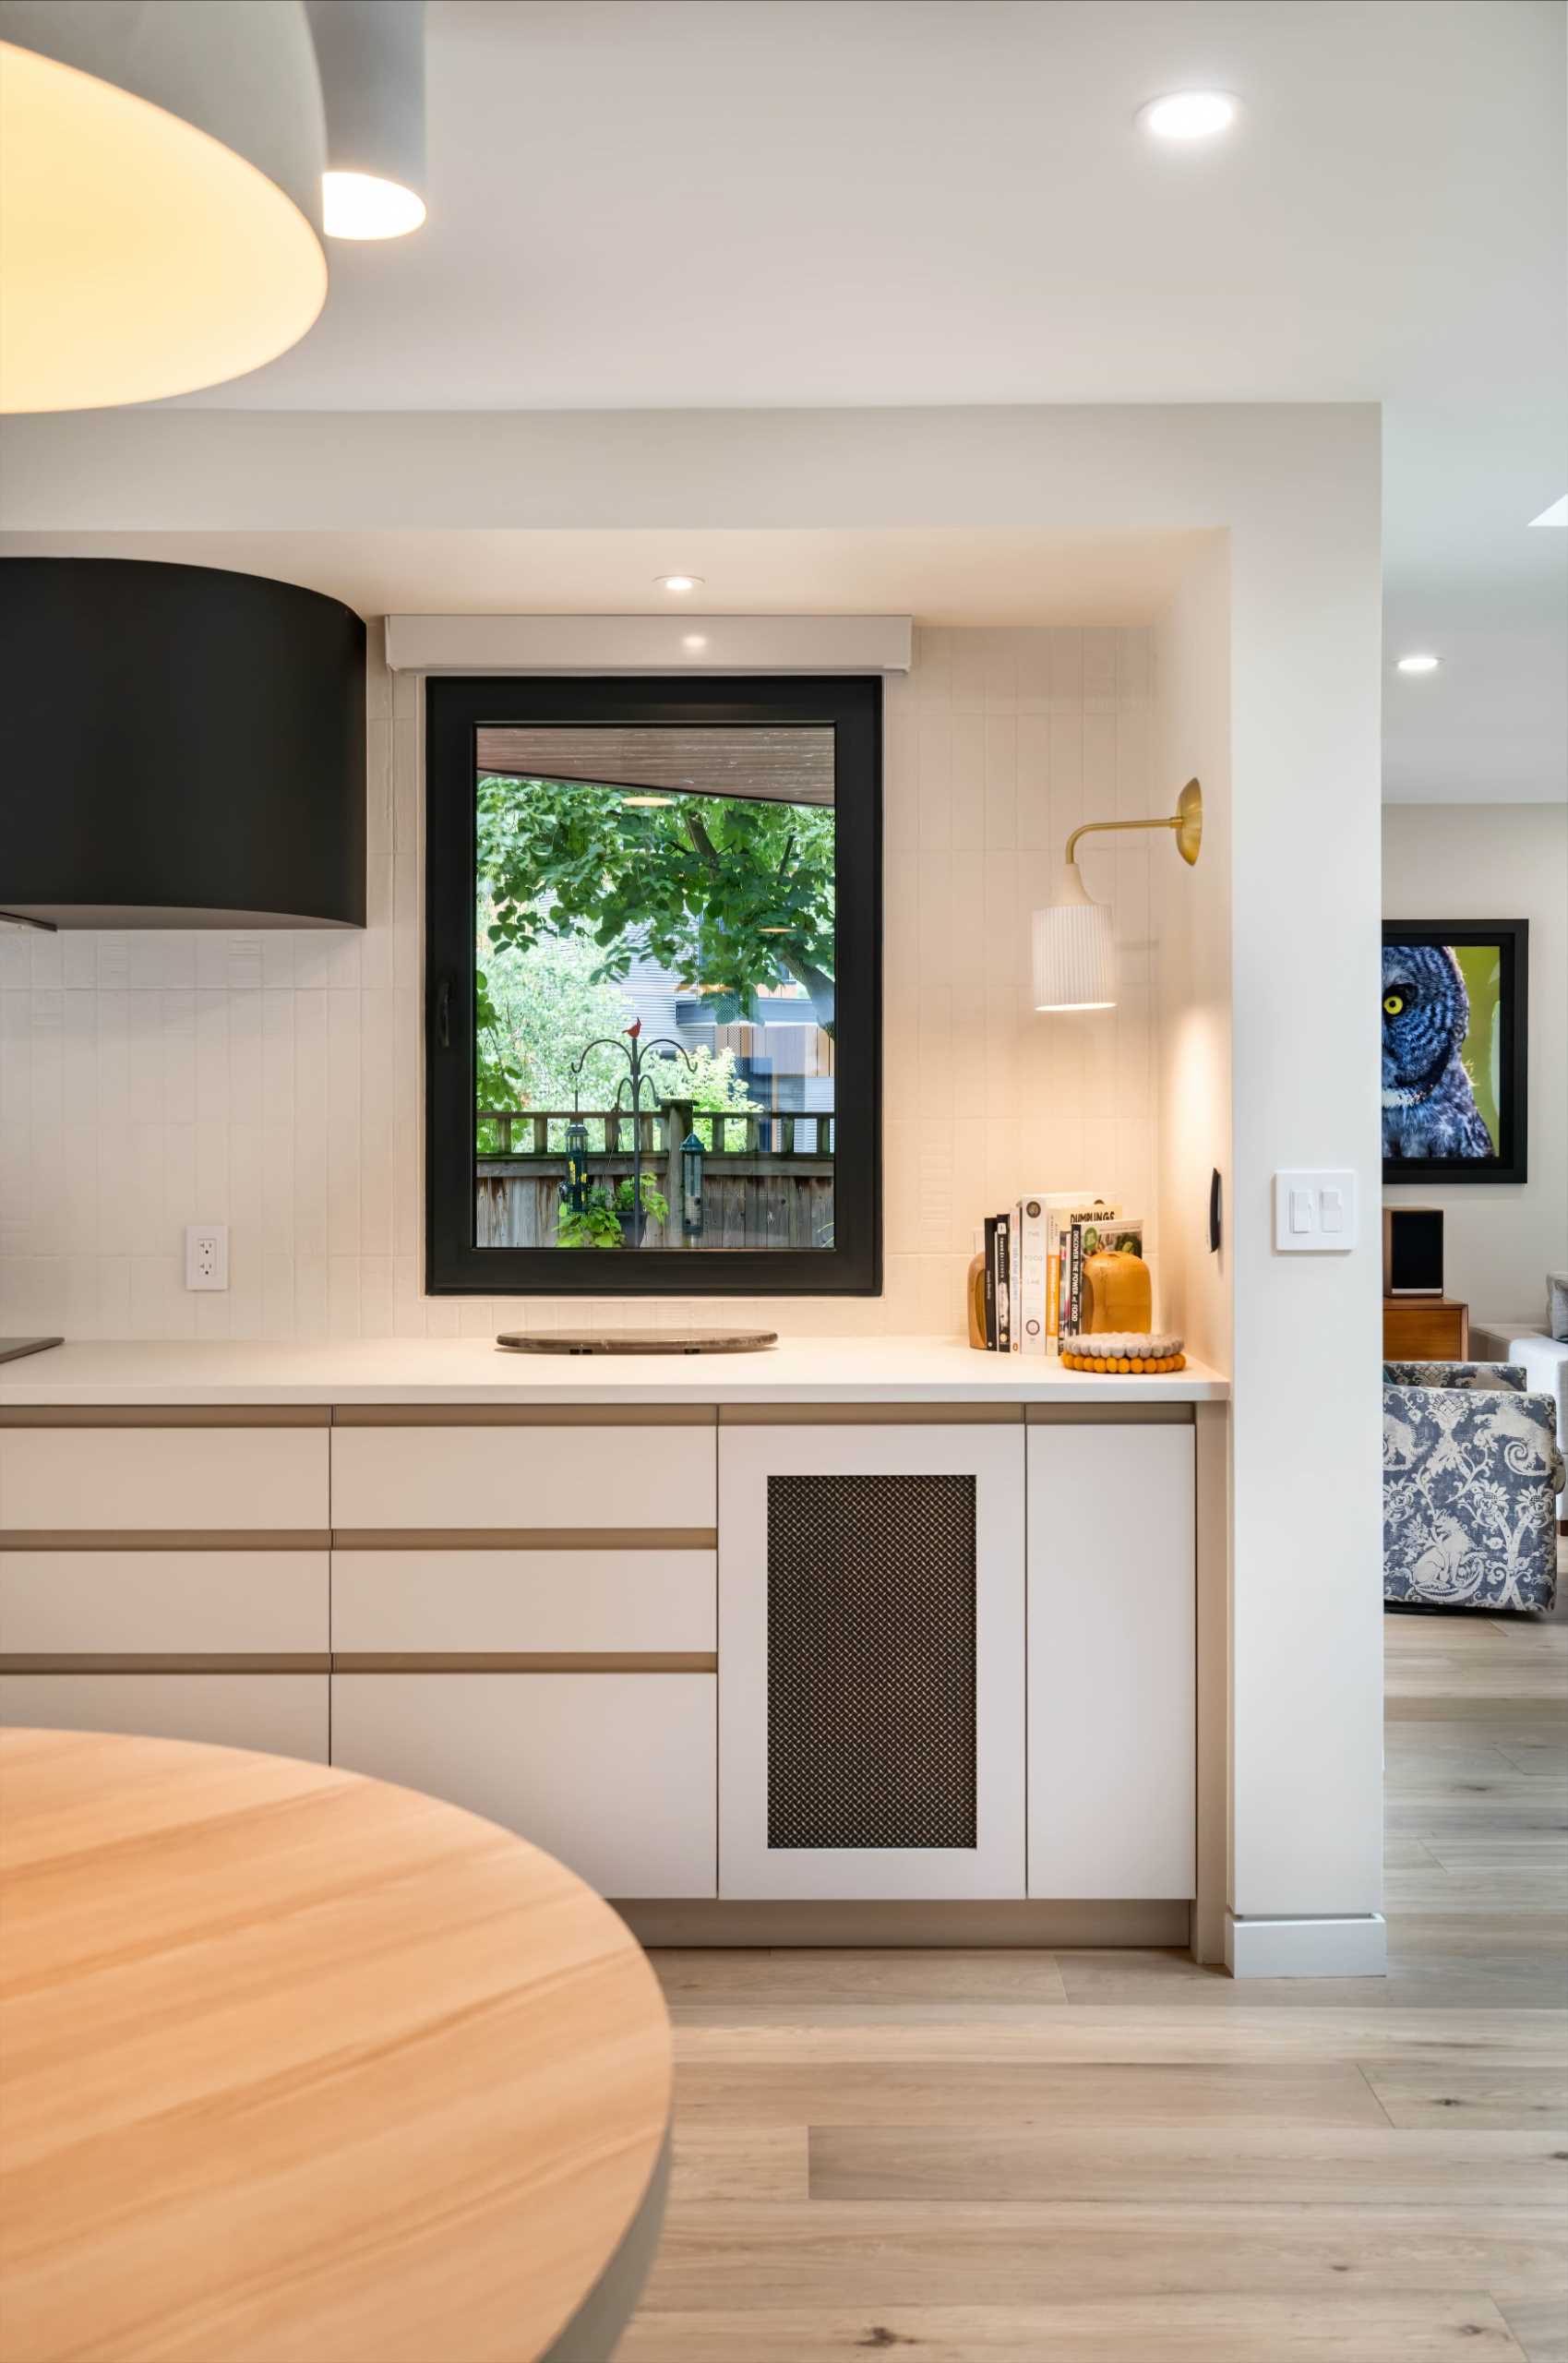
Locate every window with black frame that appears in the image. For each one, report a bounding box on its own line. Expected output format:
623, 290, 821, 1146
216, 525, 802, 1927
425, 676, 881, 1295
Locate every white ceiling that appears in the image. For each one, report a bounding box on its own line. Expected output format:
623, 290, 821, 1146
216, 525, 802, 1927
185, 0, 1564, 420
61, 2, 1568, 798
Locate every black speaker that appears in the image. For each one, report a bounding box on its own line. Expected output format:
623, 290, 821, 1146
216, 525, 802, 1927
1383, 1207, 1444, 1297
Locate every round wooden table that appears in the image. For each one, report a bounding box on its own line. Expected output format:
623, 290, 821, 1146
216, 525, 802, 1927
0, 1727, 672, 2362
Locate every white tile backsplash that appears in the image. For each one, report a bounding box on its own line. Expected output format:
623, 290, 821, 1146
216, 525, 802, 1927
0, 623, 1156, 1340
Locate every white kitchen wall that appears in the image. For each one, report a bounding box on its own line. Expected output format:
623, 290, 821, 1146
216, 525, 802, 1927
1383, 801, 1568, 1326
0, 621, 1156, 1340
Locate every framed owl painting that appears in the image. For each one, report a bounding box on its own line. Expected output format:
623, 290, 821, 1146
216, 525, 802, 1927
1382, 921, 1529, 1184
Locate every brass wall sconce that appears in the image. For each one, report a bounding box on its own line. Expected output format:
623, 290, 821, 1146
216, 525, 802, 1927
1032, 778, 1203, 1011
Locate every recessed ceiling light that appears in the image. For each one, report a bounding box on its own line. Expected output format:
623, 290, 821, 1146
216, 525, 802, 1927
1528, 495, 1567, 529
656, 574, 702, 594
1395, 654, 1441, 675
621, 794, 676, 809
682, 633, 709, 651
1137, 90, 1239, 140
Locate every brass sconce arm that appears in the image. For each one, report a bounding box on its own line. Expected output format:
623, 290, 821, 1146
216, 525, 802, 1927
1065, 777, 1203, 870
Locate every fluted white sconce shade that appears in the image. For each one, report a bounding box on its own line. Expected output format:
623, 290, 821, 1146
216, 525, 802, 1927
1034, 867, 1118, 1010
1032, 778, 1203, 1014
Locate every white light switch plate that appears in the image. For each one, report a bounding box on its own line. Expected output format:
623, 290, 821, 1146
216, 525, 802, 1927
1273, 1170, 1358, 1253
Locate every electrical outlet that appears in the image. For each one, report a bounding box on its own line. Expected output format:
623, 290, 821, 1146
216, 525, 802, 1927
185, 1224, 229, 1290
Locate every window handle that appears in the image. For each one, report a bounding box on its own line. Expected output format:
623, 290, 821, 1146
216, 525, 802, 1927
435, 975, 451, 1051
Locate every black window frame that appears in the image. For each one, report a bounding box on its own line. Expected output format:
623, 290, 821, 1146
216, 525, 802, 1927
425, 673, 882, 1296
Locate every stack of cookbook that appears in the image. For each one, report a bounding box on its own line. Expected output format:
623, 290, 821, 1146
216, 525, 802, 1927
981, 1195, 1144, 1355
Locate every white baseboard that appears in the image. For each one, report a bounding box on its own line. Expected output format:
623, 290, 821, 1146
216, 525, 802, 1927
1226, 1911, 1387, 1979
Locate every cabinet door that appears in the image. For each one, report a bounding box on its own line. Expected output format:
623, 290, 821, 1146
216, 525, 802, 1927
719, 1424, 1025, 1900
331, 1673, 716, 1899
1027, 1423, 1195, 1899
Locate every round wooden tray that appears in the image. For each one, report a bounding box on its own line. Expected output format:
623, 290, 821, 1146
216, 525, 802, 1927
497, 1328, 779, 1355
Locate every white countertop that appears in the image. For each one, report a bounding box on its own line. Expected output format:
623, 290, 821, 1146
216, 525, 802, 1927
0, 1337, 1228, 1408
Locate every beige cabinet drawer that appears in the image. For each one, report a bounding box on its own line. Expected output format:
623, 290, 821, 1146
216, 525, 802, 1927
0, 1430, 329, 1535
329, 1425, 715, 1534
0, 1673, 328, 1762
0, 1552, 328, 1658
331, 1551, 714, 1655
331, 1672, 715, 1898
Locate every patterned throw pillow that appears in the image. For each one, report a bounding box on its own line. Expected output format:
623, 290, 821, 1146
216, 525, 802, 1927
1549, 1271, 1568, 1343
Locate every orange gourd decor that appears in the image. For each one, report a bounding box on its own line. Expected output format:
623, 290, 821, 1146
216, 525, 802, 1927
1083, 1248, 1152, 1337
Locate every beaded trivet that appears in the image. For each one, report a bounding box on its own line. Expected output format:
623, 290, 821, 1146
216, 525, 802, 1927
1060, 1331, 1185, 1374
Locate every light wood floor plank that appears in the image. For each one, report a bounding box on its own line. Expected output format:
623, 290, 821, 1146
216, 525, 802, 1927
1387, 1776, 1564, 1805
670, 2008, 1568, 2062
1495, 1740, 1568, 1773
636, 2201, 1566, 2309
1388, 1710, 1558, 1729
1498, 2292, 1568, 2363
1385, 1805, 1568, 1836
1385, 1835, 1445, 1867
618, 2293, 1529, 2359
672, 2059, 1391, 2129
671, 2125, 809, 2201
1387, 1913, 1568, 1961
1053, 1951, 1406, 2008
1384, 1869, 1568, 1911
1424, 1842, 1568, 1875
807, 2124, 1567, 2206
1363, 2061, 1568, 2129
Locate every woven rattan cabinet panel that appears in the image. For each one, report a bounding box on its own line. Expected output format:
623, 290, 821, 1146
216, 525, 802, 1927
719, 1426, 1024, 1898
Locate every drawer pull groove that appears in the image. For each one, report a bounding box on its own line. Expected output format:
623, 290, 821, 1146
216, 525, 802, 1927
333, 1652, 716, 1673
329, 1528, 716, 1551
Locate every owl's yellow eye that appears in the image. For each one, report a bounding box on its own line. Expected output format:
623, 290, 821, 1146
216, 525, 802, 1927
1383, 993, 1404, 1015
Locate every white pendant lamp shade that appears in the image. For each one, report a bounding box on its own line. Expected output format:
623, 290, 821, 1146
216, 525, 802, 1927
306, 1, 426, 239
1033, 864, 1118, 1011
0, 0, 328, 413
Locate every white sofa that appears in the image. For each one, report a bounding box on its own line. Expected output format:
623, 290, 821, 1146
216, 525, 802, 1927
1471, 1320, 1568, 1531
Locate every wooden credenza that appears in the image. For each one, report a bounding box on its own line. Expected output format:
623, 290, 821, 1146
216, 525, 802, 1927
1383, 1298, 1469, 1361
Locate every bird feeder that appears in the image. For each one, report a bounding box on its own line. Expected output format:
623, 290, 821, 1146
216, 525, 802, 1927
681, 1130, 705, 1236
563, 1114, 591, 1213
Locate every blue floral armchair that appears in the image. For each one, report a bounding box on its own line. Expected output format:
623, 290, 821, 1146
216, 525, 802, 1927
1383, 1361, 1564, 1612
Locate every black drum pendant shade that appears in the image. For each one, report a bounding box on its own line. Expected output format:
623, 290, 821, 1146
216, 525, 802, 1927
0, 559, 365, 928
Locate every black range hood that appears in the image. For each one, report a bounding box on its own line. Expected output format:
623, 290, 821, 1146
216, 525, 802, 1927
0, 558, 366, 929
